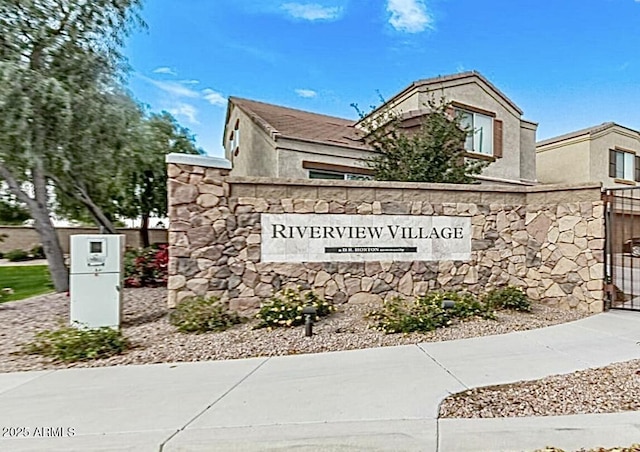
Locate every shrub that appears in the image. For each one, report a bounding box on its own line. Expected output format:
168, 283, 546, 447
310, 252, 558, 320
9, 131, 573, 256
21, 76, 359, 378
29, 244, 45, 259
4, 249, 30, 262
368, 291, 495, 334
170, 296, 245, 333
484, 285, 531, 312
255, 287, 335, 328
23, 325, 128, 362
124, 244, 168, 287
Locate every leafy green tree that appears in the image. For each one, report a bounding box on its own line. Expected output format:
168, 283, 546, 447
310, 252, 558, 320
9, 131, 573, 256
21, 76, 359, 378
0, 0, 143, 292
0, 192, 30, 225
118, 112, 202, 247
356, 96, 486, 183
49, 91, 144, 235
52, 110, 200, 246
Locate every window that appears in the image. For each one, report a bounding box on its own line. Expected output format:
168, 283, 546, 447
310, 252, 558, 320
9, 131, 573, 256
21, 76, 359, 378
303, 161, 374, 180
609, 149, 640, 182
229, 120, 240, 157
458, 110, 494, 155
308, 170, 373, 181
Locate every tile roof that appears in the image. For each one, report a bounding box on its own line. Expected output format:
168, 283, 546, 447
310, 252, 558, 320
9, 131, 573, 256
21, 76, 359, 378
536, 122, 629, 147
229, 97, 370, 150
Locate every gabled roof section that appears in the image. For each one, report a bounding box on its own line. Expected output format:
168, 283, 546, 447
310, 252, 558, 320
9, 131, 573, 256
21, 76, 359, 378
362, 71, 523, 121
229, 97, 369, 150
536, 122, 639, 147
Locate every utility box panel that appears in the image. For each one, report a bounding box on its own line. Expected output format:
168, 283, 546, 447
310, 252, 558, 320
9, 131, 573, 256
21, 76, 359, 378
70, 235, 125, 329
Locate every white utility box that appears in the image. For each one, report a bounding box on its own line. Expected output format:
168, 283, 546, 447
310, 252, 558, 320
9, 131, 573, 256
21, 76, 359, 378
70, 235, 125, 329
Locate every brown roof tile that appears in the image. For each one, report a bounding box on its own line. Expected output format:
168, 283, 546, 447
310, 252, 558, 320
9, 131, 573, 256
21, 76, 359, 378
230, 97, 370, 150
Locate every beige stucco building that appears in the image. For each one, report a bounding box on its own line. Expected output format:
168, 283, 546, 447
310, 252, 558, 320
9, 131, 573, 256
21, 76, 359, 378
536, 122, 640, 188
223, 71, 538, 186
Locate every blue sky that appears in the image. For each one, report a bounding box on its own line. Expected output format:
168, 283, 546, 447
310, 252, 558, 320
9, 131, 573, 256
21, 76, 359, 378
125, 0, 640, 157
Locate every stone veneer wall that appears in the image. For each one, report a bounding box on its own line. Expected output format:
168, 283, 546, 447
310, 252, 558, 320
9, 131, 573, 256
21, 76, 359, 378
167, 156, 605, 313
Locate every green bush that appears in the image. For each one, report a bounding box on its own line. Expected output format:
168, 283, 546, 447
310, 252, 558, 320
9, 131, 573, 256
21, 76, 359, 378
24, 325, 128, 362
4, 249, 30, 262
29, 244, 45, 259
484, 285, 531, 312
170, 296, 245, 333
255, 287, 335, 328
368, 291, 495, 334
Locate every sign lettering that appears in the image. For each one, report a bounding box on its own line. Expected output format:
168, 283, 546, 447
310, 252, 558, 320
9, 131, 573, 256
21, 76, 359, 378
261, 214, 471, 263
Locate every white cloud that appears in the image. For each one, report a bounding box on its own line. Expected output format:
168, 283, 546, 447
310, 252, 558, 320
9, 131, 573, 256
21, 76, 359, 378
141, 76, 201, 99
168, 103, 200, 125
387, 0, 432, 33
137, 74, 225, 125
202, 89, 226, 106
152, 66, 177, 76
281, 2, 343, 21
295, 88, 317, 98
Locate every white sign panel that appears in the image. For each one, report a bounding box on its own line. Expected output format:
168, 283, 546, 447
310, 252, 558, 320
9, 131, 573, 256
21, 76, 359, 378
261, 214, 471, 263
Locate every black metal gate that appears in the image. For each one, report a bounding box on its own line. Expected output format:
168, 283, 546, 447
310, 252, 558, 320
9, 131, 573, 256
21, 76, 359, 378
604, 187, 640, 311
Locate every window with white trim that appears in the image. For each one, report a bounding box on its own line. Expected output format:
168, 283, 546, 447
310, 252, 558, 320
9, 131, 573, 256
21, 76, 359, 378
609, 149, 640, 182
458, 110, 494, 155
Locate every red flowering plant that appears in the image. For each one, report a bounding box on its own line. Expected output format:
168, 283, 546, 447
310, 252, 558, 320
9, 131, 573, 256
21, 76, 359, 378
124, 244, 168, 288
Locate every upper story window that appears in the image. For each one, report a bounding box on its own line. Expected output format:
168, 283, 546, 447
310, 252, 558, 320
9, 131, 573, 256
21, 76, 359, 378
229, 119, 240, 157
609, 149, 640, 182
458, 110, 494, 155
450, 103, 503, 159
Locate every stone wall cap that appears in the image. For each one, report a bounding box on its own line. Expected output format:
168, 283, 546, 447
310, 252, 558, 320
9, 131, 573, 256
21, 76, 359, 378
527, 182, 602, 193
166, 153, 232, 169
226, 176, 602, 194
226, 176, 529, 192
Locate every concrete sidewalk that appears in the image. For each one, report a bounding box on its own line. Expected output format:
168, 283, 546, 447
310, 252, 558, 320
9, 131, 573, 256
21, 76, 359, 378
0, 258, 48, 267
0, 311, 638, 452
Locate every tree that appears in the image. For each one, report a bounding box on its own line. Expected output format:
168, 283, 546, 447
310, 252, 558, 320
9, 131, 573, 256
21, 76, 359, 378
0, 190, 30, 225
118, 112, 202, 247
356, 95, 486, 183
49, 90, 144, 235
52, 110, 201, 246
0, 0, 143, 292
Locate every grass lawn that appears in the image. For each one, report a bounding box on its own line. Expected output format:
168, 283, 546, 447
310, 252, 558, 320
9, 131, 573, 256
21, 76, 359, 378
0, 265, 54, 302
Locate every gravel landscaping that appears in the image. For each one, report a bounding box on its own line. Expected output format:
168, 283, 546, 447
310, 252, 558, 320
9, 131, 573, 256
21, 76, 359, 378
3, 287, 639, 419
440, 358, 640, 418
0, 287, 591, 374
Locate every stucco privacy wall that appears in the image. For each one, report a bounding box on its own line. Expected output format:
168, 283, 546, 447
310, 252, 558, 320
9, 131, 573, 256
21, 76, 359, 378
0, 226, 167, 254
166, 154, 605, 313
